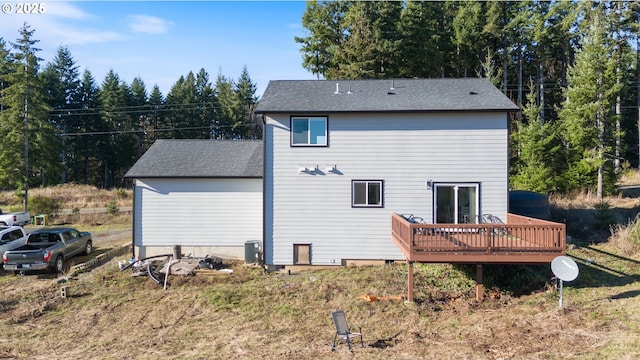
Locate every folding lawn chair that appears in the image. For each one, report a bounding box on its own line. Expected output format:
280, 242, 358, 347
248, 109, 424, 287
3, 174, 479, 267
330, 310, 364, 351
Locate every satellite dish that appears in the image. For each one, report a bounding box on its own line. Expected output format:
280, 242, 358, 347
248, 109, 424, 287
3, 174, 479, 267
551, 256, 579, 281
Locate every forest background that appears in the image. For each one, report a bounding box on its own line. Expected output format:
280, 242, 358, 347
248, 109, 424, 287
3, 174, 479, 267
1, 1, 639, 209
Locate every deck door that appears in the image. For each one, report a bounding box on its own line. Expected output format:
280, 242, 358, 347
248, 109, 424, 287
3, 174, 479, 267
434, 183, 479, 224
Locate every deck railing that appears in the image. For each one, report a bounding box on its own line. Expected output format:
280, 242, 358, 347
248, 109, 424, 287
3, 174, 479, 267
391, 213, 565, 264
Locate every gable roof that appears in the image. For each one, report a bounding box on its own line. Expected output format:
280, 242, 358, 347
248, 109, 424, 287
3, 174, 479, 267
255, 78, 519, 114
124, 139, 263, 178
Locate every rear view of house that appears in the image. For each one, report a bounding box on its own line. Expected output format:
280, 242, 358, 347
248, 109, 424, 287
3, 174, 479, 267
256, 78, 522, 268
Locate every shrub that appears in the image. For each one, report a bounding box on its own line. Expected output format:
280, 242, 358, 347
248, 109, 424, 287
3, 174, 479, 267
610, 215, 640, 256
29, 195, 61, 216
106, 199, 119, 215
593, 200, 616, 231
116, 188, 128, 199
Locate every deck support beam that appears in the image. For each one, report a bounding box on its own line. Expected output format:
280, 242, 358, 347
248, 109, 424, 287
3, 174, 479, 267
407, 261, 414, 303
476, 264, 483, 301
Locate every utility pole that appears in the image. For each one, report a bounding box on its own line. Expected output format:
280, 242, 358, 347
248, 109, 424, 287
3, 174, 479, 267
23, 63, 28, 212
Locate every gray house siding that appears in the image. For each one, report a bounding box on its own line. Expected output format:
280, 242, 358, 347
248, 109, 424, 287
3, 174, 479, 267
132, 177, 262, 259
264, 112, 509, 266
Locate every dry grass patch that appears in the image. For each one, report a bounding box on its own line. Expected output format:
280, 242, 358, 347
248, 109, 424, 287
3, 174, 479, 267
1, 177, 640, 358
1, 253, 639, 359
0, 184, 131, 212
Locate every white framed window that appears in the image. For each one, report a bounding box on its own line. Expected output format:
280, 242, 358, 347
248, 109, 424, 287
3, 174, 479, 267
291, 116, 327, 146
352, 180, 383, 208
434, 183, 479, 224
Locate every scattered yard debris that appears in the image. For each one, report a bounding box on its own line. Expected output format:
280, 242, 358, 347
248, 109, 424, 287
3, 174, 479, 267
120, 254, 232, 287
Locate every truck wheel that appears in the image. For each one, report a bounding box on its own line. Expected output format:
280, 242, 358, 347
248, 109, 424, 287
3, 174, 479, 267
53, 256, 64, 273
84, 240, 93, 255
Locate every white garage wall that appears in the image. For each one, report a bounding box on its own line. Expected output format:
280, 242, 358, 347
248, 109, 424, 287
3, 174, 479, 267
133, 178, 262, 257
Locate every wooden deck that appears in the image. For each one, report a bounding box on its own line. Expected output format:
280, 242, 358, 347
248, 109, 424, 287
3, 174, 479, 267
391, 213, 566, 302
391, 213, 565, 264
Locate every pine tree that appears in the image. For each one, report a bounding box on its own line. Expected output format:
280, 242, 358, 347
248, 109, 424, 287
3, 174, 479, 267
510, 82, 561, 193
165, 71, 203, 139
128, 77, 149, 156
294, 1, 350, 79
40, 45, 81, 184
76, 70, 102, 186
0, 38, 14, 112
332, 3, 377, 79
213, 72, 236, 139
98, 70, 134, 188
233, 66, 259, 139
195, 68, 216, 139
147, 84, 165, 141
0, 23, 60, 208
398, 1, 443, 78
557, 4, 621, 197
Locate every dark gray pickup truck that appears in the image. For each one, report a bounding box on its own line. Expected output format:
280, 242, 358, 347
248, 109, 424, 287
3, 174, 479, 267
2, 227, 92, 273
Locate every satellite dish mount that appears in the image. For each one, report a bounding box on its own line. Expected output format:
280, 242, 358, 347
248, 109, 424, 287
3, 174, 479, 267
551, 256, 579, 307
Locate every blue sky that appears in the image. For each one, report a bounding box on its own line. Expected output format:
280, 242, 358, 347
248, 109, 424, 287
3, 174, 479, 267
0, 1, 316, 97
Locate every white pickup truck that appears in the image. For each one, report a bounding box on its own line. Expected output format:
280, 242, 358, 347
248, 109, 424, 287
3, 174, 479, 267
0, 209, 31, 226
0, 226, 28, 268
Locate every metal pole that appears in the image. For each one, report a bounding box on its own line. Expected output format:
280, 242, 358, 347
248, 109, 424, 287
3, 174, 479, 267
559, 279, 564, 308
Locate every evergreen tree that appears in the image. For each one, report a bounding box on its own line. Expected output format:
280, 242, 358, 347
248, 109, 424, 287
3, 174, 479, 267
213, 72, 236, 139
294, 1, 350, 79
451, 0, 483, 77
40, 45, 81, 184
147, 84, 165, 142
0, 23, 60, 206
165, 71, 202, 139
510, 82, 561, 193
0, 38, 14, 112
233, 66, 259, 139
98, 70, 135, 188
398, 1, 445, 78
332, 3, 377, 79
557, 4, 621, 197
76, 70, 103, 186
195, 68, 216, 139
128, 77, 149, 156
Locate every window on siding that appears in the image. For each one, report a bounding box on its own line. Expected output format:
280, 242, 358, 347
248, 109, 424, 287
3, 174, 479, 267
291, 117, 327, 146
352, 180, 383, 207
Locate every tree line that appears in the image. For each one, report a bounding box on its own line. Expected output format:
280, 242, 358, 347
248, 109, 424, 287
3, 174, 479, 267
296, 0, 640, 197
0, 23, 260, 193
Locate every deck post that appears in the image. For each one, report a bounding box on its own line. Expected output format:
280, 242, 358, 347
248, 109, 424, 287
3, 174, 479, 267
476, 264, 483, 301
407, 261, 414, 303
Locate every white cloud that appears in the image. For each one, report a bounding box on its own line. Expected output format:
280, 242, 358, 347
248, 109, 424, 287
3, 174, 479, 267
44, 2, 92, 20
0, 2, 124, 46
128, 15, 173, 35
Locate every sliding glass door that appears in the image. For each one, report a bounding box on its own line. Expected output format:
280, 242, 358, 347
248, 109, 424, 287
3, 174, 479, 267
434, 183, 479, 224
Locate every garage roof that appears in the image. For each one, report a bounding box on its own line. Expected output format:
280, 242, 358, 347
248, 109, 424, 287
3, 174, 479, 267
124, 140, 263, 178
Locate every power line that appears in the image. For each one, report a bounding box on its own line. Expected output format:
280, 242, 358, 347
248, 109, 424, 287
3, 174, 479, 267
60, 123, 261, 137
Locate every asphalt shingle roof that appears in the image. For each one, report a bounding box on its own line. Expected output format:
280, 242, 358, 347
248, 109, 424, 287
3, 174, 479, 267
255, 78, 519, 114
124, 139, 263, 178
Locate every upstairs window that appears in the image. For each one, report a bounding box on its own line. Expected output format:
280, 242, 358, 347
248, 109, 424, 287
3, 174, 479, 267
291, 117, 327, 146
352, 180, 383, 208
